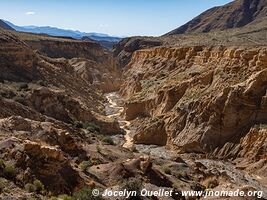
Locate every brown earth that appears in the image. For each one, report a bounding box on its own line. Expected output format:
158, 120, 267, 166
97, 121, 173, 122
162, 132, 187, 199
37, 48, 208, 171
166, 0, 267, 35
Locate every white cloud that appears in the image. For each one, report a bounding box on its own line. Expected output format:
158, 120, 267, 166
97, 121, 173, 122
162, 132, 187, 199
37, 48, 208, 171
25, 11, 35, 15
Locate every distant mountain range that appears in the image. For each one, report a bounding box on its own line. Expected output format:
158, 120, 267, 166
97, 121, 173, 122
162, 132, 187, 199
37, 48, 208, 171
0, 20, 14, 30
3, 20, 122, 43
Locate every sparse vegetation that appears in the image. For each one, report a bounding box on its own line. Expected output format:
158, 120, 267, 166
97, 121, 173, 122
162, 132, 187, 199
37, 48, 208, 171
48, 197, 58, 200
0, 178, 4, 193
91, 158, 103, 166
3, 163, 16, 179
18, 82, 29, 91
72, 187, 103, 200
37, 80, 48, 87
0, 159, 4, 168
83, 122, 100, 133
96, 145, 101, 153
0, 89, 16, 99
25, 179, 45, 194
13, 95, 26, 104
58, 194, 72, 200
207, 178, 219, 189
121, 178, 143, 200
80, 160, 92, 171
33, 179, 45, 193
25, 183, 36, 193
173, 170, 188, 179
163, 166, 172, 175
74, 121, 83, 128
99, 135, 114, 145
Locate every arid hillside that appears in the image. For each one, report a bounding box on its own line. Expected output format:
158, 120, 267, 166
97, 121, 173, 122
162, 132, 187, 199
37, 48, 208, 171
0, 20, 14, 30
0, 28, 123, 198
166, 0, 267, 35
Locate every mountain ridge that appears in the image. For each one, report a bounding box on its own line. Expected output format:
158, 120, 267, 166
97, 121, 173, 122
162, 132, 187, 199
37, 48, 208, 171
4, 20, 122, 42
166, 0, 267, 35
0, 19, 14, 30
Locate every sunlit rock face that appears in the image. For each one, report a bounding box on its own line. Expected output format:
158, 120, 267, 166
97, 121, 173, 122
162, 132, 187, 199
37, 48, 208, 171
121, 46, 267, 165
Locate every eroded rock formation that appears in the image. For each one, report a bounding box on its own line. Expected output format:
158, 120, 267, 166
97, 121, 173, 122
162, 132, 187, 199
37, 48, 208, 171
121, 46, 267, 170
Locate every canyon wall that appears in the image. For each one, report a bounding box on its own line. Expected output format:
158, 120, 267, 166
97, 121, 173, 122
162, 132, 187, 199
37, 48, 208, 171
0, 30, 122, 195
0, 32, 39, 82
121, 45, 267, 170
27, 39, 109, 62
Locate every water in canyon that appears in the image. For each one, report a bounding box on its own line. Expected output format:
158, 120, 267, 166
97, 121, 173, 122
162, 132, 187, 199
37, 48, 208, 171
104, 92, 267, 198
104, 92, 177, 159
105, 92, 134, 148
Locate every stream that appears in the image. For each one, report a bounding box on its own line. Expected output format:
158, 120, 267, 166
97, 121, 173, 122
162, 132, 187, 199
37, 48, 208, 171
105, 92, 134, 148
104, 92, 267, 198
104, 92, 176, 159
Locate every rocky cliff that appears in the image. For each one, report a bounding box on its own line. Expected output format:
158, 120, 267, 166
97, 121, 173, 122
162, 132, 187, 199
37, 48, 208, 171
121, 45, 267, 173
0, 30, 123, 197
27, 39, 108, 61
113, 36, 163, 68
0, 31, 39, 82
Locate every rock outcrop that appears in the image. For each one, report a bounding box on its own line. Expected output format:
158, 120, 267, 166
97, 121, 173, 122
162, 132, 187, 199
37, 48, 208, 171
27, 39, 109, 62
22, 141, 84, 194
113, 36, 162, 68
121, 46, 267, 165
0, 32, 39, 82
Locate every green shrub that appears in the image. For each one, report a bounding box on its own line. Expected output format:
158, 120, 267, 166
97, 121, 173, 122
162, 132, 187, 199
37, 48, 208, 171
91, 158, 102, 166
163, 167, 171, 175
74, 121, 83, 128
80, 160, 92, 171
0, 90, 16, 99
0, 159, 4, 168
48, 197, 58, 200
207, 178, 219, 189
0, 178, 4, 193
96, 145, 101, 153
72, 187, 103, 200
25, 183, 36, 193
18, 83, 28, 90
121, 178, 143, 200
101, 136, 114, 145
58, 194, 72, 200
174, 170, 187, 179
33, 179, 45, 193
25, 180, 45, 194
13, 96, 25, 104
3, 164, 16, 179
83, 122, 100, 133
37, 80, 48, 87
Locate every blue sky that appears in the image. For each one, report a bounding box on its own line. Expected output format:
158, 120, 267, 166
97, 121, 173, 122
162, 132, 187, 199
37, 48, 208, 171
0, 0, 232, 36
